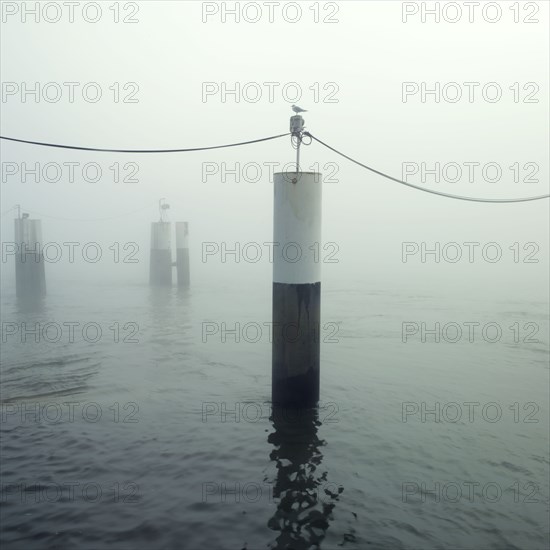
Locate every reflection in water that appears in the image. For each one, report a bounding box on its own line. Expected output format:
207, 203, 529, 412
174, 286, 191, 306
267, 406, 344, 550
148, 286, 174, 312
15, 293, 47, 314
146, 286, 193, 352
147, 286, 192, 314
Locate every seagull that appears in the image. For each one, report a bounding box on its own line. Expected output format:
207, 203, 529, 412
292, 105, 307, 113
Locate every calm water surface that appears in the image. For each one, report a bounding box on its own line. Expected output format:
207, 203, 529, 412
1, 280, 549, 549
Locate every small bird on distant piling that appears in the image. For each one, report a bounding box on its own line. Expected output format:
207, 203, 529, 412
292, 105, 307, 113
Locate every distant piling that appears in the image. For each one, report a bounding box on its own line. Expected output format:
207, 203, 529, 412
14, 216, 46, 299
149, 222, 172, 286
272, 171, 322, 408
175, 222, 190, 287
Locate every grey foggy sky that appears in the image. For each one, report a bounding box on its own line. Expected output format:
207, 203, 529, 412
1, 0, 548, 299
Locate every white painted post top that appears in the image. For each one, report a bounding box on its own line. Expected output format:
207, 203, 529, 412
273, 172, 322, 284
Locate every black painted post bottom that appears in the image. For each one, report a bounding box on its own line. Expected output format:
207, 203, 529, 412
14, 218, 46, 300
15, 253, 46, 299
149, 249, 172, 286
272, 282, 320, 407
149, 222, 172, 286
175, 222, 190, 287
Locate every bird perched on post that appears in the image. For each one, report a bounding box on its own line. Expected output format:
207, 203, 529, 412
292, 105, 307, 113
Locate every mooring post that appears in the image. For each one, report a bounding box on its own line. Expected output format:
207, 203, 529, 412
175, 222, 190, 287
149, 222, 172, 286
14, 214, 46, 299
272, 170, 322, 408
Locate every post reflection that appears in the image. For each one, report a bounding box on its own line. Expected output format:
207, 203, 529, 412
266, 406, 343, 550
15, 292, 46, 314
